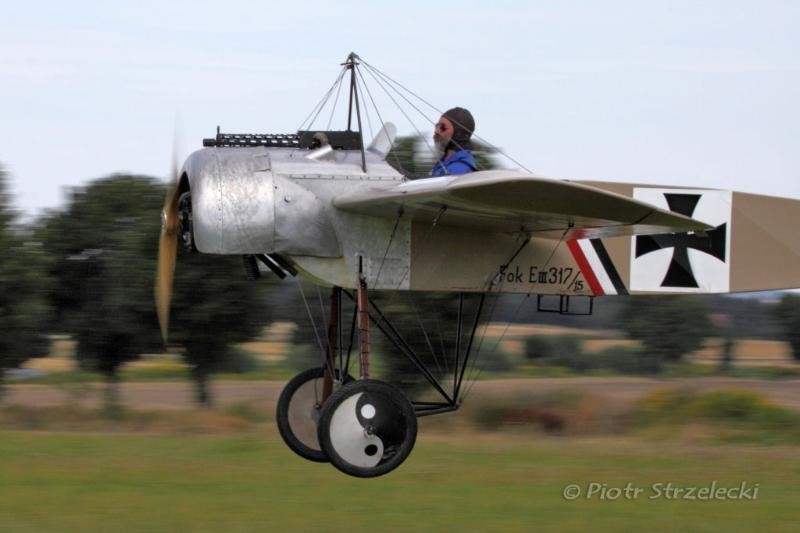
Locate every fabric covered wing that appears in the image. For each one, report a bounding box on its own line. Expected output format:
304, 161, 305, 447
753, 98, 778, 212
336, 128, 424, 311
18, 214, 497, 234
333, 170, 713, 239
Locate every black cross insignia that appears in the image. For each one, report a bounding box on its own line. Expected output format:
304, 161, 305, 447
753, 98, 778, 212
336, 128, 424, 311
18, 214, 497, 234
635, 193, 727, 288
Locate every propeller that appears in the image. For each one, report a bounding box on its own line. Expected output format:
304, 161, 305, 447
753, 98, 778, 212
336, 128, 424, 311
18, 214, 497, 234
155, 133, 181, 343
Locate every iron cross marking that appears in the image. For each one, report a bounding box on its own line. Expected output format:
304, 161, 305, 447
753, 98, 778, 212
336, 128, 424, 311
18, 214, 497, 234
635, 193, 727, 288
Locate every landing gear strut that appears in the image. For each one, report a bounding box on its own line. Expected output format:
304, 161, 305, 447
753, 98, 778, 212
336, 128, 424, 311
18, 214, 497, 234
277, 259, 485, 477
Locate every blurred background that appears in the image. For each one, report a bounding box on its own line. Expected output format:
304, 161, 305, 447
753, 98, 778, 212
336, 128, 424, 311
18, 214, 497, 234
2, 1, 800, 530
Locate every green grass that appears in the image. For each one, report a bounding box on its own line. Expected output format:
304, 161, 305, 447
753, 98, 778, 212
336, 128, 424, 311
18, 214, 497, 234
0, 429, 798, 532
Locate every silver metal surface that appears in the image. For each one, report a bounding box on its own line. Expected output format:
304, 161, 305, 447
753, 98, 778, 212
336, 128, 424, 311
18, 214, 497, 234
183, 147, 341, 257
366, 122, 397, 158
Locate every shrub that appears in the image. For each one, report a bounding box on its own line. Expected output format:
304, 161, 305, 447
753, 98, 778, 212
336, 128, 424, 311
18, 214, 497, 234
634, 387, 800, 442
466, 389, 624, 435
216, 348, 260, 374
593, 346, 661, 375
525, 335, 581, 361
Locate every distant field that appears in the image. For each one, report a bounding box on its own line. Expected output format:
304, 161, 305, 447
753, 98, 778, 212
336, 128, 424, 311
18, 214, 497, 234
0, 429, 797, 532
24, 324, 798, 378
7, 377, 800, 411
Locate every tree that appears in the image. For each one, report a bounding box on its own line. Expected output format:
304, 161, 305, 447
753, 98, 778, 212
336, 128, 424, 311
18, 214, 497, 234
169, 252, 274, 407
620, 296, 712, 363
774, 294, 800, 361
0, 164, 51, 399
40, 174, 276, 408
38, 175, 164, 407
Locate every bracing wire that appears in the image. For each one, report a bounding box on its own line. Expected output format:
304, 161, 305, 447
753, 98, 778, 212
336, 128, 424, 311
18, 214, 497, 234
354, 73, 374, 140
460, 229, 572, 401
458, 235, 529, 400
410, 295, 445, 377
360, 59, 534, 173
294, 278, 327, 360
298, 67, 347, 132
354, 66, 407, 175
361, 63, 483, 172
316, 285, 329, 336
371, 207, 403, 287
365, 63, 436, 158
326, 69, 347, 131
430, 300, 450, 378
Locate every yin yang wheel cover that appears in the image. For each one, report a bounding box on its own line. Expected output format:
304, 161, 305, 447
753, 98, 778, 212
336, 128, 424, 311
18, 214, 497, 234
318, 379, 417, 477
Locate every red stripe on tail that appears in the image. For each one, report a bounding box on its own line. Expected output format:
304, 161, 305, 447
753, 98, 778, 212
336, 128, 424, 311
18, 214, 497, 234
567, 240, 604, 296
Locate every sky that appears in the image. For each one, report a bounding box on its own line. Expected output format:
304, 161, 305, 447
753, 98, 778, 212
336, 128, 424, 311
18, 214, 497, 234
1, 0, 798, 217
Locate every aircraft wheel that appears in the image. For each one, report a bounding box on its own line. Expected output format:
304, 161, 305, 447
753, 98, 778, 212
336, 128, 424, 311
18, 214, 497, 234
317, 379, 417, 478
276, 367, 351, 463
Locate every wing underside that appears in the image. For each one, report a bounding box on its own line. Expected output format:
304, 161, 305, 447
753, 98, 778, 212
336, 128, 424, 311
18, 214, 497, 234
333, 170, 713, 239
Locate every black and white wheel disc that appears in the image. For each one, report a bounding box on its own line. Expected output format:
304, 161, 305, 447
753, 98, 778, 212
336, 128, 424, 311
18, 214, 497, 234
318, 379, 417, 477
276, 367, 350, 463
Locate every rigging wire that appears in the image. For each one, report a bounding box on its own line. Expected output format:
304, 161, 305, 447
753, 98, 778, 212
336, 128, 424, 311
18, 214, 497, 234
354, 66, 407, 175
458, 235, 530, 400
294, 278, 327, 362
360, 59, 533, 174
371, 207, 403, 288
365, 63, 437, 159
359, 64, 439, 163
297, 67, 347, 132
410, 294, 445, 377
431, 299, 450, 379
361, 62, 482, 172
354, 73, 374, 140
316, 285, 329, 337
460, 229, 573, 401
326, 69, 347, 131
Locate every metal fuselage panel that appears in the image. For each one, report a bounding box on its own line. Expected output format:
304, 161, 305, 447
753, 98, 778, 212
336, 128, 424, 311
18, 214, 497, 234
269, 150, 410, 290
183, 146, 409, 288
184, 147, 342, 257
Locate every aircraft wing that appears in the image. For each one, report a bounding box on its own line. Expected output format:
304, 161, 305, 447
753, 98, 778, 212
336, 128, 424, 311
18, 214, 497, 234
333, 170, 713, 239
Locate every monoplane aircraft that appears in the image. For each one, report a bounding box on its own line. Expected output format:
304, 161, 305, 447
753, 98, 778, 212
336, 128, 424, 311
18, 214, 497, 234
156, 53, 800, 477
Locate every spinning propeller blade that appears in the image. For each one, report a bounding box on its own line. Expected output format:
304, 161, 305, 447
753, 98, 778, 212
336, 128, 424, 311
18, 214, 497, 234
155, 133, 181, 343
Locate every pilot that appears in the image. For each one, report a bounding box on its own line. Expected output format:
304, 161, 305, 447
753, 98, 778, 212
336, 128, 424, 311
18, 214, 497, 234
430, 107, 478, 177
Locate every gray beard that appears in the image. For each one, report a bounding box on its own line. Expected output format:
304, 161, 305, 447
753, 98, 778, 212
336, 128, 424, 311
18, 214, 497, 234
433, 137, 447, 156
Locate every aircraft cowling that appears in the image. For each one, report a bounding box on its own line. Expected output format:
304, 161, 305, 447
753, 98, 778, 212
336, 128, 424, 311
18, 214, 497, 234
182, 147, 340, 257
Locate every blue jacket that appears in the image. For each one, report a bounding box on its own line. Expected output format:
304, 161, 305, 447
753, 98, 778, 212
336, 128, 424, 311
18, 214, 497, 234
430, 149, 478, 177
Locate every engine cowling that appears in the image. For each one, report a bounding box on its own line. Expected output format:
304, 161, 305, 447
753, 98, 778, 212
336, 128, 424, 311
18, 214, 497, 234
182, 147, 340, 257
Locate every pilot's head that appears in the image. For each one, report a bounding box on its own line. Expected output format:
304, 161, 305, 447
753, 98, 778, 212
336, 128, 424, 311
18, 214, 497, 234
434, 107, 475, 153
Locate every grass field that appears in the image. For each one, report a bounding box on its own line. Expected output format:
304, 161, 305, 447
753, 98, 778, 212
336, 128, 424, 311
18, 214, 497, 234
1, 427, 799, 532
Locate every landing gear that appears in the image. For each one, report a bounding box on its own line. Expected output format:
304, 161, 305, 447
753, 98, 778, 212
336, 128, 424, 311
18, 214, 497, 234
275, 366, 350, 462
317, 379, 417, 477
277, 258, 485, 477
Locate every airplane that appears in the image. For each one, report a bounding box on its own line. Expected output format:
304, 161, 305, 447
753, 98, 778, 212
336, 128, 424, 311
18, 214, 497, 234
155, 53, 800, 477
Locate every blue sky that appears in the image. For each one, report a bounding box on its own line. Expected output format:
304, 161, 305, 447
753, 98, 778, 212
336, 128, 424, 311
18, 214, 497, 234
1, 1, 798, 215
